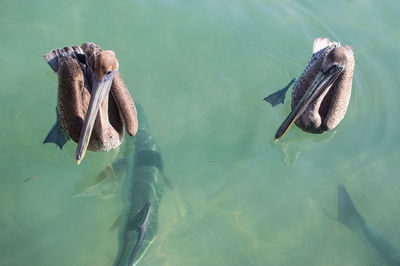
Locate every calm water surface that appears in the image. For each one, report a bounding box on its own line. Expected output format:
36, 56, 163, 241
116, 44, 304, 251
1, 0, 400, 265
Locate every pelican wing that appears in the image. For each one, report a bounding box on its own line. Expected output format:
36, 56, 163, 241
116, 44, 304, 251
313, 37, 331, 54
43, 46, 84, 73
301, 38, 341, 78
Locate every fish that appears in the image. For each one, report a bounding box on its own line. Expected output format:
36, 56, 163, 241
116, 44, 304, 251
113, 104, 170, 266
336, 184, 400, 266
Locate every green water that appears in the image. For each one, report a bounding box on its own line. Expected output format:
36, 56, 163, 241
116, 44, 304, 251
1, 0, 400, 265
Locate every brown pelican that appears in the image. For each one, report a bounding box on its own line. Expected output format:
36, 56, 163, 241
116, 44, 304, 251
43, 42, 138, 165
266, 37, 355, 140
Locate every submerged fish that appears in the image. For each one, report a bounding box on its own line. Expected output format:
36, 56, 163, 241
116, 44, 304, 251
113, 104, 170, 266
336, 185, 400, 266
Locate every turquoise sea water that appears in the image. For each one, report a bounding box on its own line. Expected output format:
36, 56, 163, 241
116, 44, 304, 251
1, 0, 400, 265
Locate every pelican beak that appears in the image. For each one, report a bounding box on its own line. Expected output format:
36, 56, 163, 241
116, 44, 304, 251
274, 64, 343, 140
76, 71, 116, 165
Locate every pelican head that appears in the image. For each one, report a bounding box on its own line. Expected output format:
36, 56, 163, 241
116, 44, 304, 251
94, 50, 119, 80
76, 50, 120, 165
275, 38, 355, 140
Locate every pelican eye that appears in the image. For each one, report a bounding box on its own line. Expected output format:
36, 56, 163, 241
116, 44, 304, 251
325, 64, 343, 75
106, 70, 112, 75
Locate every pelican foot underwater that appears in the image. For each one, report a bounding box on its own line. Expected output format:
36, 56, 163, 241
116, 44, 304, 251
43, 42, 138, 165
264, 37, 355, 140
335, 185, 400, 266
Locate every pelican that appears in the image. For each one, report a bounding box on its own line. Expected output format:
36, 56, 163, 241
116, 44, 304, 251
43, 42, 138, 165
266, 37, 355, 140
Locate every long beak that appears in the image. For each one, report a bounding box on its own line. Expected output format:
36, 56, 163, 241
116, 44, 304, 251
274, 65, 343, 140
76, 71, 116, 165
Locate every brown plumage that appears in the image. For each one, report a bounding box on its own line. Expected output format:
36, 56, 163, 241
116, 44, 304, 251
274, 37, 355, 140
44, 42, 138, 164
